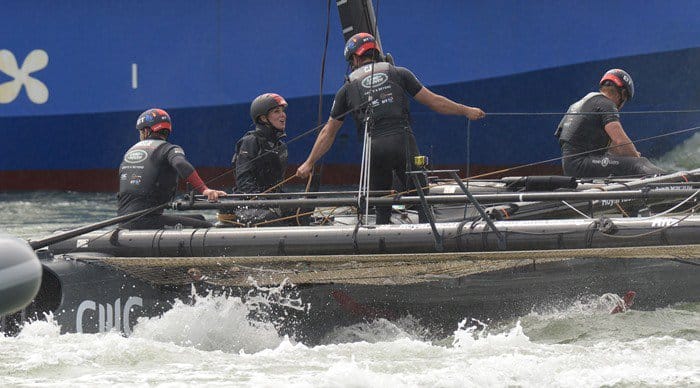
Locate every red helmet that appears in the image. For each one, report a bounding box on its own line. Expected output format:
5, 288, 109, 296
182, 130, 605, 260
600, 69, 634, 100
250, 93, 288, 123
136, 108, 172, 133
344, 32, 379, 62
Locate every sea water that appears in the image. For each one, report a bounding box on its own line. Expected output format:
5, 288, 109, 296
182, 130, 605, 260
1, 133, 699, 387
0, 192, 698, 387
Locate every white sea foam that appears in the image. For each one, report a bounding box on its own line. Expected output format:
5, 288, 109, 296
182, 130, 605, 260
655, 131, 700, 171
1, 295, 699, 387
1, 192, 699, 386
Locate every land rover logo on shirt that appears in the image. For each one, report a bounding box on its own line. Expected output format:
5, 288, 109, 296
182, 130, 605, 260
361, 72, 388, 88
124, 149, 148, 163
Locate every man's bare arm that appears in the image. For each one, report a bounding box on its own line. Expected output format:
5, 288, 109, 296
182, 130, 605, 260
413, 87, 485, 120
296, 117, 344, 178
604, 121, 640, 157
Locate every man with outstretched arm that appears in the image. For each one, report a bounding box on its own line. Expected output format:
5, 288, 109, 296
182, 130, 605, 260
118, 108, 226, 229
296, 32, 485, 224
555, 69, 666, 178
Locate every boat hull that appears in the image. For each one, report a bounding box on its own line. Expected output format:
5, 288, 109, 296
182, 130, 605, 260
3, 253, 698, 344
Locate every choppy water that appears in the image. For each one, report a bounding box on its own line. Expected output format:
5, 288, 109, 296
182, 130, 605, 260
0, 192, 698, 387
1, 132, 699, 387
0, 293, 698, 387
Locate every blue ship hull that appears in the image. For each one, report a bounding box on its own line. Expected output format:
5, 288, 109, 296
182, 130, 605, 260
1, 1, 699, 190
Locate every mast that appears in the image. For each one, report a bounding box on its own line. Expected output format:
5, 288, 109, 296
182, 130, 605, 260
336, 0, 385, 53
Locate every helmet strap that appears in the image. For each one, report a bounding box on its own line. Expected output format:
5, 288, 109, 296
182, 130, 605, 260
613, 86, 627, 108
141, 128, 169, 140
258, 114, 272, 127
350, 55, 360, 69
139, 128, 150, 141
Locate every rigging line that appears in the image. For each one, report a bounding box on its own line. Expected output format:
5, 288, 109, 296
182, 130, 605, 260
358, 119, 372, 222
631, 189, 700, 220
465, 117, 471, 186
374, 0, 380, 39
227, 0, 388, 197
600, 208, 698, 240
485, 109, 700, 116
208, 105, 700, 188
389, 125, 700, 197
296, 0, 333, 224
65, 104, 374, 253
317, 0, 331, 126
450, 225, 582, 240
262, 175, 298, 194
253, 208, 316, 227
356, 44, 380, 223
560, 200, 593, 219
63, 203, 169, 255
359, 0, 386, 219
310, 0, 333, 173
465, 126, 700, 181
458, 202, 699, 240
59, 110, 378, 254
253, 203, 348, 228
202, 98, 371, 188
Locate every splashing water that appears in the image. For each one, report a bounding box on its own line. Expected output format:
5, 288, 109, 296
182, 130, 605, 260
1, 193, 699, 386
131, 293, 285, 353
1, 290, 698, 387
654, 132, 700, 171
132, 281, 309, 353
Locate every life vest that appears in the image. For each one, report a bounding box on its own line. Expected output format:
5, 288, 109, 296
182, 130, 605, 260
118, 140, 179, 206
346, 61, 410, 136
555, 92, 612, 155
232, 126, 288, 192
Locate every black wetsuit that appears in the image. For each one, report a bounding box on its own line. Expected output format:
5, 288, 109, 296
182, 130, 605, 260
555, 93, 664, 178
118, 139, 211, 229
233, 124, 288, 194
555, 92, 665, 178
331, 61, 427, 224
225, 124, 295, 225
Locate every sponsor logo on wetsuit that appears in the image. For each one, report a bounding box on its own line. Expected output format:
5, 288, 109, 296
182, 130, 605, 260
361, 72, 388, 88
124, 149, 148, 163
129, 174, 142, 185
593, 157, 620, 168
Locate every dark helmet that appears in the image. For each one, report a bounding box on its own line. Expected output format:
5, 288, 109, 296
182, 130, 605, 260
344, 32, 379, 62
600, 69, 634, 100
250, 93, 288, 123
136, 108, 172, 133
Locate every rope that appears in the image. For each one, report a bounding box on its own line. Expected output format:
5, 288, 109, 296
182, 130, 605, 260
598, 203, 700, 240
485, 109, 700, 116
391, 125, 700, 198
560, 200, 593, 219
358, 119, 373, 223
465, 118, 471, 187
216, 213, 246, 227
634, 189, 700, 219
204, 99, 371, 188
614, 202, 630, 217
262, 175, 298, 194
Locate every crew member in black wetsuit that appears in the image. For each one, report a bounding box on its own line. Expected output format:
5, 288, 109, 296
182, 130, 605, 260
118, 108, 226, 229
555, 69, 666, 178
218, 94, 292, 226
296, 33, 486, 224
